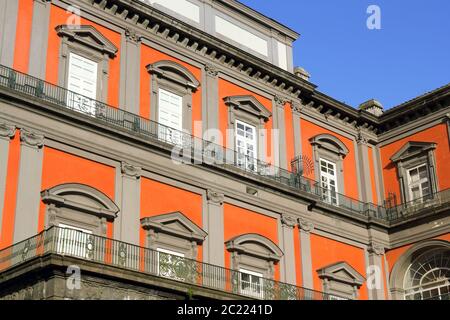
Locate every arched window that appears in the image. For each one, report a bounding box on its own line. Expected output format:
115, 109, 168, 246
390, 240, 450, 300
309, 134, 349, 205
146, 60, 200, 141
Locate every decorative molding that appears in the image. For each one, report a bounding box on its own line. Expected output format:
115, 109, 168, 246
204, 64, 219, 77
225, 233, 283, 262
356, 128, 369, 145
0, 121, 16, 139
206, 189, 224, 205
224, 95, 272, 122
124, 28, 142, 43
274, 95, 287, 107
368, 242, 385, 256
291, 102, 303, 114
281, 214, 296, 228
121, 162, 142, 179
20, 129, 44, 148
298, 218, 314, 233
146, 60, 200, 91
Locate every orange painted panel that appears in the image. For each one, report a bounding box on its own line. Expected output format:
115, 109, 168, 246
284, 103, 295, 169
218, 79, 274, 162
0, 133, 21, 249
140, 177, 203, 260
45, 5, 121, 107
139, 45, 202, 136
380, 123, 450, 201
368, 147, 378, 204
38, 147, 115, 232
223, 204, 280, 280
300, 119, 359, 200
310, 234, 368, 300
13, 0, 34, 73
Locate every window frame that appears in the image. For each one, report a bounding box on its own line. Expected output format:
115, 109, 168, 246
239, 268, 264, 299
235, 119, 258, 171
406, 163, 432, 202
319, 158, 339, 205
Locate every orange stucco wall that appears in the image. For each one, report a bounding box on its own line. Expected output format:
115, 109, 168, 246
310, 234, 368, 300
223, 204, 280, 280
139, 177, 203, 260
380, 123, 450, 201
13, 0, 34, 73
139, 44, 202, 136
45, 5, 122, 107
38, 147, 116, 234
0, 133, 21, 249
218, 79, 273, 162
300, 119, 360, 200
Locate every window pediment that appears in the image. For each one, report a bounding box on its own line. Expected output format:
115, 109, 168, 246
390, 141, 437, 163
41, 183, 119, 220
317, 261, 365, 287
309, 134, 349, 157
56, 25, 118, 58
146, 60, 200, 91
224, 95, 272, 122
140, 211, 207, 244
225, 233, 283, 262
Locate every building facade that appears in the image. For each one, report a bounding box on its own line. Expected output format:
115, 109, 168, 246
0, 0, 448, 300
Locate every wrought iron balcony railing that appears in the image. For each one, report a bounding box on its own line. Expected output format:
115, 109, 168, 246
0, 64, 447, 223
0, 227, 339, 300
385, 188, 450, 222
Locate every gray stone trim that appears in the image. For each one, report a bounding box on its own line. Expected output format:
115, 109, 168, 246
366, 242, 386, 300
383, 254, 392, 300
298, 224, 313, 289
356, 134, 374, 203
371, 145, 383, 205
205, 189, 225, 267
280, 214, 296, 284
390, 141, 439, 203
56, 24, 117, 103
274, 96, 287, 169
12, 129, 44, 244
291, 102, 302, 157
317, 261, 365, 299
41, 183, 119, 221
203, 64, 219, 139
353, 139, 364, 201
146, 60, 200, 133
141, 211, 207, 260
118, 162, 141, 245
28, 0, 51, 78
0, 0, 19, 67
0, 120, 15, 238
121, 28, 142, 114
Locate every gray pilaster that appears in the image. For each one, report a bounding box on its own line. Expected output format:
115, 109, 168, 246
121, 29, 142, 114
204, 189, 225, 267
119, 162, 141, 245
367, 242, 386, 300
281, 214, 297, 285
298, 218, 314, 289
286, 43, 294, 73
356, 132, 373, 203
291, 102, 302, 156
0, 0, 19, 67
374, 146, 386, 203
0, 121, 16, 236
13, 129, 44, 244
274, 96, 287, 169
352, 139, 364, 202
203, 1, 214, 34
203, 64, 219, 139
28, 0, 51, 78
371, 145, 383, 205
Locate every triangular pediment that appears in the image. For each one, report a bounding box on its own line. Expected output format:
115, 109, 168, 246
141, 211, 207, 243
391, 141, 436, 163
56, 25, 118, 57
317, 261, 365, 286
224, 95, 272, 121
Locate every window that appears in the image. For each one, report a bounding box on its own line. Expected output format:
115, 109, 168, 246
320, 158, 338, 205
407, 164, 431, 202
157, 248, 186, 281
67, 53, 98, 115
158, 88, 183, 145
239, 269, 264, 298
56, 223, 93, 259
235, 120, 257, 171
317, 262, 365, 300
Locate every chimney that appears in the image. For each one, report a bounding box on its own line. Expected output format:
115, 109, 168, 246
294, 66, 310, 82
359, 99, 384, 116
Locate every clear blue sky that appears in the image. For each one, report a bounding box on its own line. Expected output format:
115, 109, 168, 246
239, 0, 450, 109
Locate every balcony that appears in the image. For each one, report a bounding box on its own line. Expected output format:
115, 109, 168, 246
0, 227, 336, 300
0, 64, 448, 224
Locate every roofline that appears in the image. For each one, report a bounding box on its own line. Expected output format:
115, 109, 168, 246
217, 0, 300, 41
